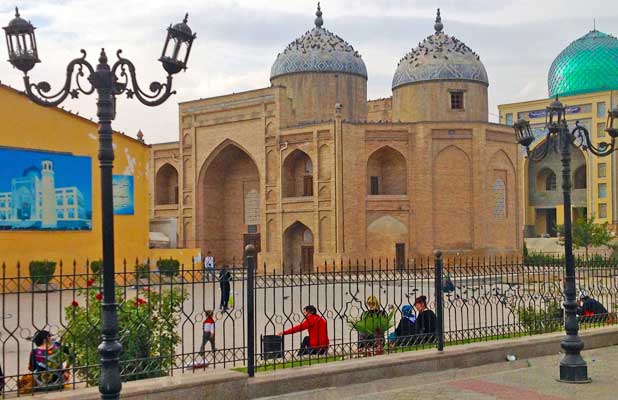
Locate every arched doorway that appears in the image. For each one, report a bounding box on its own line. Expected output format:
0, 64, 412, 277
197, 143, 260, 265
155, 163, 179, 205
282, 150, 313, 197
283, 222, 314, 273
573, 165, 587, 189
366, 146, 407, 195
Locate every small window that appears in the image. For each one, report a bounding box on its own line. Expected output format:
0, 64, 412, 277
505, 113, 513, 126
598, 163, 607, 178
597, 122, 606, 138
598, 203, 608, 219
546, 172, 557, 191
450, 91, 464, 110
303, 175, 313, 197
597, 102, 606, 118
370, 176, 379, 195
598, 183, 607, 198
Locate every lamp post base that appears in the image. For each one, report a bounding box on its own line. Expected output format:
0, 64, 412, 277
559, 361, 591, 384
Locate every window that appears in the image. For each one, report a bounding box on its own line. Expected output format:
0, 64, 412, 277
505, 113, 513, 126
599, 183, 607, 198
68, 209, 75, 219
545, 171, 557, 191
598, 203, 608, 219
597, 122, 606, 138
67, 197, 74, 206
597, 102, 606, 118
56, 197, 63, 206
598, 163, 607, 178
303, 175, 313, 197
370, 176, 379, 195
57, 210, 64, 219
573, 166, 586, 189
450, 91, 464, 110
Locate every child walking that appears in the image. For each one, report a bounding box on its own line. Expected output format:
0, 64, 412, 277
199, 310, 216, 355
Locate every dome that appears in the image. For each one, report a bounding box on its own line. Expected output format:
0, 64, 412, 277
270, 4, 367, 80
392, 9, 488, 90
548, 30, 618, 97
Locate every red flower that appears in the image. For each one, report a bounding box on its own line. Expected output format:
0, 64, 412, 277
95, 293, 103, 301
136, 298, 147, 306
87, 278, 95, 287
71, 300, 79, 307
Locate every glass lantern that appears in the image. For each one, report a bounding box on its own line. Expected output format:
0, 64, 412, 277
159, 13, 196, 75
3, 8, 40, 73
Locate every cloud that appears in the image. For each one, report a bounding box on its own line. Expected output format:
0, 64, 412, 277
1, 0, 617, 141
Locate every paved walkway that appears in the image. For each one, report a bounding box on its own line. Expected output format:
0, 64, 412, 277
259, 345, 618, 400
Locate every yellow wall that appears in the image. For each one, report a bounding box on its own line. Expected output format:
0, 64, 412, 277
0, 85, 196, 276
499, 90, 618, 232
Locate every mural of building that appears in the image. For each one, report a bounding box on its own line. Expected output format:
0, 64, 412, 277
0, 156, 91, 230
499, 29, 618, 237
150, 8, 522, 271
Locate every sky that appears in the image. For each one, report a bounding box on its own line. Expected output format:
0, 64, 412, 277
1, 0, 618, 144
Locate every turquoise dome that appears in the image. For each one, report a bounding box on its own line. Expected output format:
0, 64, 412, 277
548, 30, 618, 97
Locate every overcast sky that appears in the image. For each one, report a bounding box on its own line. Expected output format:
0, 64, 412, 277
1, 0, 618, 144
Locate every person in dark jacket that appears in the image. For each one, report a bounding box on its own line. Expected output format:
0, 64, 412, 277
219, 265, 232, 311
414, 295, 437, 343
577, 295, 608, 323
388, 304, 416, 347
277, 305, 329, 356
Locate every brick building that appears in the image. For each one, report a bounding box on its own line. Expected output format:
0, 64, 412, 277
150, 8, 522, 271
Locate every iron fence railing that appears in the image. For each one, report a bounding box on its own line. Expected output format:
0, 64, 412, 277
0, 254, 617, 395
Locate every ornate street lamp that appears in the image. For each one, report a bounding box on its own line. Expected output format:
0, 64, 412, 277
514, 97, 618, 383
4, 8, 196, 399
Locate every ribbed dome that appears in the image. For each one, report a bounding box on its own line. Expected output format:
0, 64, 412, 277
392, 9, 488, 90
270, 4, 367, 80
548, 30, 618, 97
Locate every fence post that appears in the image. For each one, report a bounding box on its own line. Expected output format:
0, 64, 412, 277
245, 244, 256, 377
434, 250, 444, 351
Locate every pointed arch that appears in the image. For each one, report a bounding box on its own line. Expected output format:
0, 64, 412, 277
196, 141, 260, 264
155, 163, 179, 205
283, 221, 314, 273
282, 149, 314, 197
367, 146, 407, 195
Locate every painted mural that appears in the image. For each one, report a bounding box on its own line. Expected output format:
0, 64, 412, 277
112, 175, 134, 215
0, 147, 92, 230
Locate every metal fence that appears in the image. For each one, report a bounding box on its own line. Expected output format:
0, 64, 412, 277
1, 254, 617, 395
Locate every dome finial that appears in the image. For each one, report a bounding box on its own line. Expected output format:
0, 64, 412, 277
434, 8, 443, 33
315, 2, 324, 28
14, 7, 20, 18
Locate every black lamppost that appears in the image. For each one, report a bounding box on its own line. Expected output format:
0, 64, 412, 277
514, 97, 618, 383
3, 8, 196, 399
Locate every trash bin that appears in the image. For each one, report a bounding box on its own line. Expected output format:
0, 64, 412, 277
261, 334, 283, 360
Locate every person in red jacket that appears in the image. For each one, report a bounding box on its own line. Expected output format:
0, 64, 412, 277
277, 305, 329, 356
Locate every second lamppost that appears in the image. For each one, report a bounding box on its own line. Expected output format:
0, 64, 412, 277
514, 97, 618, 383
3, 8, 196, 399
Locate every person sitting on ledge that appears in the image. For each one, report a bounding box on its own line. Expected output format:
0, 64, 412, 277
277, 305, 329, 356
388, 304, 417, 347
577, 294, 609, 323
414, 295, 437, 343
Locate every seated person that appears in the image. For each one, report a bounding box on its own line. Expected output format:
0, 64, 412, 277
28, 330, 69, 391
277, 305, 329, 356
388, 304, 417, 347
577, 295, 609, 323
414, 296, 437, 343
357, 296, 387, 349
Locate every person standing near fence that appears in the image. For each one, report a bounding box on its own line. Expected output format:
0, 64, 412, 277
277, 305, 329, 356
204, 251, 215, 282
219, 265, 232, 311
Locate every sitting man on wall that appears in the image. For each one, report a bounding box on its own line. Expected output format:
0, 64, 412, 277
277, 305, 329, 356
577, 294, 609, 323
414, 295, 437, 343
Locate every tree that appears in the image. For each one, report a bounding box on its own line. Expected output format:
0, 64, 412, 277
558, 216, 612, 259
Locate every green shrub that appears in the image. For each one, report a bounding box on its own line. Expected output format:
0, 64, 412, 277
518, 301, 563, 334
135, 263, 150, 280
157, 259, 180, 277
524, 251, 564, 265
62, 277, 187, 385
90, 260, 102, 274
29, 260, 56, 285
